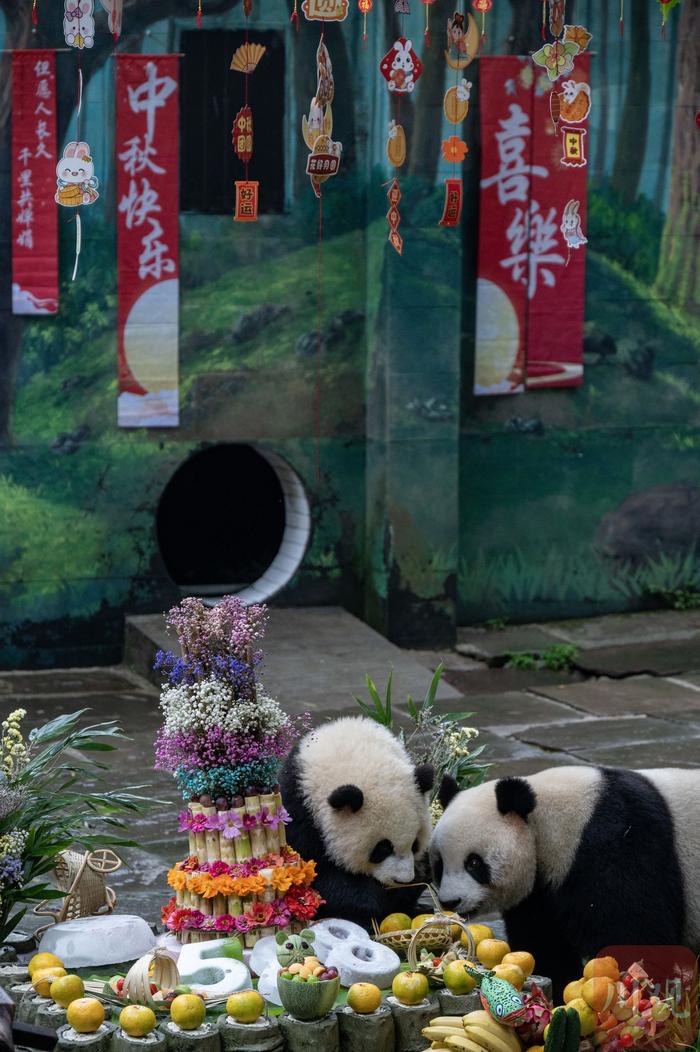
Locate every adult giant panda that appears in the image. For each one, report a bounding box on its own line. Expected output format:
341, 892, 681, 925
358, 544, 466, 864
431, 767, 700, 997
279, 717, 434, 929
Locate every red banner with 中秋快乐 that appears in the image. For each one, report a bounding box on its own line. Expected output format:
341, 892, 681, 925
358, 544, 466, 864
11, 50, 58, 315
116, 54, 180, 427
474, 56, 588, 394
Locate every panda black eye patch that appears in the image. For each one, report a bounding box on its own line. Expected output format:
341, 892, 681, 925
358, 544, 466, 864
464, 853, 490, 884
369, 839, 394, 863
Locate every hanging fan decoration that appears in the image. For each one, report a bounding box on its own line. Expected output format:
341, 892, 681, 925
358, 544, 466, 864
230, 42, 266, 222
99, 0, 123, 39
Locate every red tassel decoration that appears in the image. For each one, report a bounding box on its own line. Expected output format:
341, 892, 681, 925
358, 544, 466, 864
196, 0, 202, 26
31, 0, 38, 24
619, 0, 624, 36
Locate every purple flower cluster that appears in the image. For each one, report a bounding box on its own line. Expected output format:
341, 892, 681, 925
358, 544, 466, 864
165, 597, 268, 666
177, 805, 291, 838
155, 722, 299, 775
154, 650, 257, 693
0, 857, 23, 885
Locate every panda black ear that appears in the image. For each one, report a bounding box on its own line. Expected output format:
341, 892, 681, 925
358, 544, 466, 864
414, 764, 434, 795
438, 774, 460, 810
328, 784, 364, 812
495, 777, 536, 821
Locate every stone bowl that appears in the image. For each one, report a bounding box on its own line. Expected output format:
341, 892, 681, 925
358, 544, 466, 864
276, 974, 340, 1021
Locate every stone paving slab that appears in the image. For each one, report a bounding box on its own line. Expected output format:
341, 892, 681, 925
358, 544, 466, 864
0, 668, 144, 695
542, 610, 700, 651
516, 714, 700, 753
456, 625, 564, 663
573, 639, 700, 677
406, 649, 484, 672
443, 666, 583, 696
530, 675, 700, 716
461, 691, 586, 729
570, 740, 700, 768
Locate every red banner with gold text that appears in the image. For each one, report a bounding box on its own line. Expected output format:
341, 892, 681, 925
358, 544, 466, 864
474, 56, 588, 394
11, 50, 58, 315
116, 55, 179, 427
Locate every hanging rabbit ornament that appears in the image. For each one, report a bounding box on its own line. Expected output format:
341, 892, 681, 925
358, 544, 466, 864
560, 199, 587, 263
63, 0, 95, 48
55, 141, 99, 281
99, 0, 123, 39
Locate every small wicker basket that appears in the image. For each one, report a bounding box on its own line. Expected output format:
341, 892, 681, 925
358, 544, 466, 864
406, 913, 477, 985
371, 884, 476, 962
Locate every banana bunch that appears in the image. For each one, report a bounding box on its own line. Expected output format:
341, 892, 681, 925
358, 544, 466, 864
422, 1009, 524, 1052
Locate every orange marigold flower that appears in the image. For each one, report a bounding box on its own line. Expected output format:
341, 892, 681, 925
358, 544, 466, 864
167, 868, 187, 891
301, 860, 317, 882
189, 872, 216, 897
271, 868, 294, 893
441, 136, 468, 163
212, 876, 237, 897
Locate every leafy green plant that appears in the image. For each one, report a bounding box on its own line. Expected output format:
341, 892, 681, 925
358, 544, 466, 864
587, 184, 664, 285
505, 652, 538, 670
0, 709, 152, 943
354, 666, 490, 804
656, 588, 700, 611
541, 644, 579, 672
485, 617, 508, 631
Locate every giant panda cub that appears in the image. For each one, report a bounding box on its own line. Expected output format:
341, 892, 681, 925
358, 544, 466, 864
279, 717, 434, 929
431, 766, 700, 997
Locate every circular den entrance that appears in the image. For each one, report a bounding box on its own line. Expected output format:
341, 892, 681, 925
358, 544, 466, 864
156, 444, 310, 604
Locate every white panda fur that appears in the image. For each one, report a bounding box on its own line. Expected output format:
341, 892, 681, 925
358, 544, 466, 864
278, 717, 434, 928
431, 765, 700, 996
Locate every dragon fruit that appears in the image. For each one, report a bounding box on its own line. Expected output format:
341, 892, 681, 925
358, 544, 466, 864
516, 983, 553, 1045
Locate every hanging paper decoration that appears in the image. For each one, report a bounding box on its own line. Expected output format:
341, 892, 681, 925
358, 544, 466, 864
560, 199, 587, 260
394, 0, 410, 12
439, 178, 463, 227
63, 0, 95, 48
302, 41, 341, 198
444, 78, 471, 122
658, 0, 681, 34
302, 0, 348, 20
380, 38, 423, 94
386, 120, 406, 167
474, 55, 588, 395
235, 181, 259, 221
471, 0, 492, 43
11, 50, 58, 316
233, 107, 253, 163
441, 136, 468, 163
386, 179, 402, 255
548, 0, 565, 37
531, 39, 577, 80
445, 12, 479, 69
116, 55, 180, 428
315, 40, 334, 106
555, 79, 591, 123
563, 24, 592, 50
560, 125, 587, 166
54, 141, 99, 206
99, 0, 123, 38
549, 89, 560, 130
358, 0, 372, 41
230, 43, 266, 73
32, 0, 38, 25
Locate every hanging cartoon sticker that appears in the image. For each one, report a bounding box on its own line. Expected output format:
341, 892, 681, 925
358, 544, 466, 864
235, 180, 259, 221
315, 40, 334, 107
563, 24, 592, 51
64, 0, 95, 48
443, 78, 471, 123
386, 178, 402, 255
233, 106, 253, 164
99, 0, 122, 37
556, 79, 591, 123
380, 38, 423, 94
445, 12, 479, 68
306, 134, 342, 198
302, 97, 333, 151
560, 199, 587, 253
548, 0, 565, 36
55, 141, 99, 206
531, 38, 579, 81
386, 120, 406, 168
560, 125, 587, 166
301, 0, 348, 21
438, 178, 463, 227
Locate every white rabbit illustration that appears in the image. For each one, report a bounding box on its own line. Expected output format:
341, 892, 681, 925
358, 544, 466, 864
560, 199, 587, 250
63, 0, 95, 48
55, 141, 99, 207
389, 39, 416, 93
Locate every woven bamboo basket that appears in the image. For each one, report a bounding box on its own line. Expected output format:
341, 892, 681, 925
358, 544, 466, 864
371, 884, 470, 959
406, 914, 477, 986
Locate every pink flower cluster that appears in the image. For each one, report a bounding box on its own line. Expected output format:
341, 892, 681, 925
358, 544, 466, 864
174, 846, 301, 879
161, 885, 325, 934
165, 597, 268, 666
178, 805, 291, 839
155, 724, 299, 775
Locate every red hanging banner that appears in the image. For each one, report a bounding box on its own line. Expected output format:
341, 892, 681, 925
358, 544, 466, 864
474, 56, 588, 395
11, 50, 58, 315
116, 55, 180, 427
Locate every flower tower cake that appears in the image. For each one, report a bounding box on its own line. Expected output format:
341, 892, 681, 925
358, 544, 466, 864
157, 597, 322, 946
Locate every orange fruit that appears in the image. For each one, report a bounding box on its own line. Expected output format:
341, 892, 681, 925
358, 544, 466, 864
170, 994, 206, 1030
476, 938, 510, 969
392, 971, 429, 1005
493, 963, 525, 990
379, 912, 412, 934
443, 960, 478, 995
411, 913, 440, 931
501, 951, 535, 978
581, 977, 616, 1013
225, 991, 264, 1024
347, 983, 382, 1014
66, 998, 105, 1034
583, 957, 620, 982
32, 967, 67, 997
119, 1005, 157, 1037
49, 975, 84, 1008
563, 979, 584, 1003
441, 910, 463, 940
461, 923, 493, 950
567, 997, 597, 1037
28, 952, 64, 977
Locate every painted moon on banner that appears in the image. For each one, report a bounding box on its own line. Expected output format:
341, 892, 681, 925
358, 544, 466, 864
474, 278, 521, 393
123, 279, 179, 393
